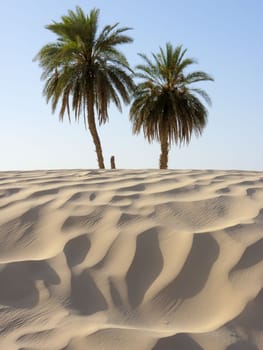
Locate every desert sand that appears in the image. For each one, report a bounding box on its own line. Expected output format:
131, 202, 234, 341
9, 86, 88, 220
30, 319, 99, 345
0, 169, 263, 350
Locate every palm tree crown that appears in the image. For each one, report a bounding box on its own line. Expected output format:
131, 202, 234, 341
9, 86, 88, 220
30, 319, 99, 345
130, 43, 214, 169
35, 7, 135, 168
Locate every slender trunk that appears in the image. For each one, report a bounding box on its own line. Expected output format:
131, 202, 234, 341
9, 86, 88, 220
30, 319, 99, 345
159, 130, 169, 169
87, 94, 105, 169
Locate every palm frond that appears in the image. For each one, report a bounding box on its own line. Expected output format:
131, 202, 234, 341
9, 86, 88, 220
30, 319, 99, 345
130, 43, 213, 152
35, 5, 134, 125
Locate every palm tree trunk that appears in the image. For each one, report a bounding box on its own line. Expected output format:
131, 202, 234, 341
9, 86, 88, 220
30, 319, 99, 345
87, 94, 105, 169
159, 131, 169, 169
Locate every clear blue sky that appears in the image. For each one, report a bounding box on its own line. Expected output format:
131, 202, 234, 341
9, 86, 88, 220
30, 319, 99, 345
1, 0, 262, 170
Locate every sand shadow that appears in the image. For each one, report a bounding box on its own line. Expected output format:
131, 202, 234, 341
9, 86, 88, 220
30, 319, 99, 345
0, 261, 60, 308
70, 270, 107, 315
126, 227, 163, 308
28, 188, 59, 198
227, 340, 259, 350
117, 213, 140, 227
61, 206, 106, 233
0, 203, 51, 242
154, 234, 219, 306
152, 333, 203, 350
255, 208, 263, 223
64, 234, 90, 268
0, 187, 21, 199
230, 238, 263, 272
227, 288, 263, 331
109, 279, 123, 308
118, 183, 146, 192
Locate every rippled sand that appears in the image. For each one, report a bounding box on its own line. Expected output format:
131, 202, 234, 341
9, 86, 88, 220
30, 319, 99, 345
0, 169, 262, 350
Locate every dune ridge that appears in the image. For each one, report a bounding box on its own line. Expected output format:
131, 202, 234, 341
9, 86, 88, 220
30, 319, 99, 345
0, 169, 263, 350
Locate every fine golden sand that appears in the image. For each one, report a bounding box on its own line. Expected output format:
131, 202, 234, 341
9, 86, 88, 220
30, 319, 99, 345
0, 169, 263, 349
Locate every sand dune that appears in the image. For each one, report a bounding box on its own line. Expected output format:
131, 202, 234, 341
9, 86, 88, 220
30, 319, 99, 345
0, 169, 262, 350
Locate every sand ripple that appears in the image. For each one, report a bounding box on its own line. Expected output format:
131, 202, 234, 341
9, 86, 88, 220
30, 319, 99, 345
0, 169, 262, 349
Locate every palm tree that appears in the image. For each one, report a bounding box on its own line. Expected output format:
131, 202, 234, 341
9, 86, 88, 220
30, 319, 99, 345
35, 7, 134, 169
130, 43, 214, 169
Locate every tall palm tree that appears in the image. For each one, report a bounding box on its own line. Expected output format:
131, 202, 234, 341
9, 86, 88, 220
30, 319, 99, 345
130, 43, 214, 169
35, 7, 134, 169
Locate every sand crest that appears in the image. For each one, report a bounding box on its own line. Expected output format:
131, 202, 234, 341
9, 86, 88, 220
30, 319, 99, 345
0, 169, 262, 349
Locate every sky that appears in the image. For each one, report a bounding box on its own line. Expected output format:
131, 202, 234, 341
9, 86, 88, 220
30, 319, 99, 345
1, 0, 262, 170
